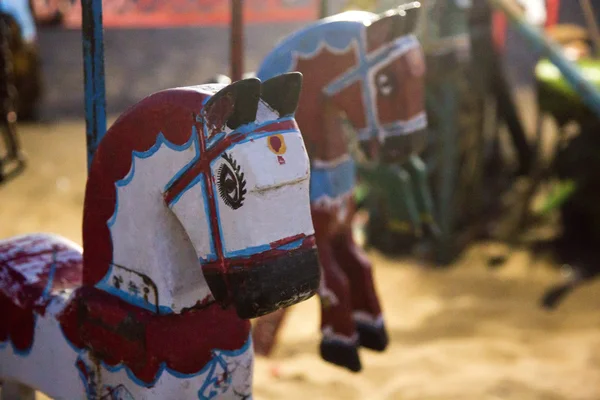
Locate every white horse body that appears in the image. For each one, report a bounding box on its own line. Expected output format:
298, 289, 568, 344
0, 268, 81, 399
1, 307, 253, 399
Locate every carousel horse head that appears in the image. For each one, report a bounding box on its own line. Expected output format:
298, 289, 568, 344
257, 2, 426, 165
82, 73, 320, 319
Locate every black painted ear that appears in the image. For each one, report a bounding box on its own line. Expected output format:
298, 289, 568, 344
204, 78, 261, 130
203, 74, 232, 85
260, 72, 303, 116
395, 1, 421, 36
369, 1, 420, 46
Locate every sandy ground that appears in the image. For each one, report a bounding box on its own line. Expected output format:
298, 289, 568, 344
2, 119, 600, 400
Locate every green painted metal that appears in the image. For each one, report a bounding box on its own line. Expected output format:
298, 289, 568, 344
351, 0, 470, 262
489, 0, 600, 119
423, 0, 469, 263
536, 58, 600, 125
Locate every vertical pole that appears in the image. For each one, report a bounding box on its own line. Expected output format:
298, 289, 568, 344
82, 0, 107, 171
0, 16, 26, 182
319, 0, 329, 19
580, 0, 600, 57
436, 80, 459, 264
230, 0, 243, 82
545, 0, 560, 28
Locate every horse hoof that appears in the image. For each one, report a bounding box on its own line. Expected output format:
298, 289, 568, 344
319, 339, 362, 372
356, 321, 389, 352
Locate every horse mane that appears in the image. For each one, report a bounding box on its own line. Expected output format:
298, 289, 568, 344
82, 88, 210, 286
257, 12, 377, 79
257, 5, 419, 80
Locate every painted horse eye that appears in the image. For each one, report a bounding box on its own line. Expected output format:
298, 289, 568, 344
217, 153, 247, 210
376, 73, 393, 97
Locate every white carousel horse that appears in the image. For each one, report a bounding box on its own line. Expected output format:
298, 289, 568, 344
0, 74, 320, 399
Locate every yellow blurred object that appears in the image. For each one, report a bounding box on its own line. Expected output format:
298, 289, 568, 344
547, 24, 590, 45
563, 40, 593, 61
388, 220, 412, 233
344, 0, 379, 11
545, 24, 593, 61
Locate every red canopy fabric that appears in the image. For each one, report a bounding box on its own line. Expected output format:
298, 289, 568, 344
33, 0, 318, 29
492, 0, 561, 53
546, 0, 561, 28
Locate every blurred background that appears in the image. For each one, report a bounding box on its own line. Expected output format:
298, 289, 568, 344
3, 0, 600, 399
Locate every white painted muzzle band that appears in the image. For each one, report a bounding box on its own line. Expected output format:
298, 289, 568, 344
357, 111, 427, 142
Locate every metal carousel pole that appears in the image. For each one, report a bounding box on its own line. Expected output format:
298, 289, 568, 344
230, 0, 244, 82
320, 0, 329, 18
0, 15, 26, 183
81, 0, 107, 170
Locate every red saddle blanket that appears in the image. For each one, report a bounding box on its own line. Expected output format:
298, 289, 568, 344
0, 233, 83, 311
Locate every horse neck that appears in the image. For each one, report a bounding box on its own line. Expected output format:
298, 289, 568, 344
89, 139, 213, 314
301, 99, 352, 163
291, 36, 364, 162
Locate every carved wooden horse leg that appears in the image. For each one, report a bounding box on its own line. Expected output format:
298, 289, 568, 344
313, 209, 362, 371
330, 209, 388, 351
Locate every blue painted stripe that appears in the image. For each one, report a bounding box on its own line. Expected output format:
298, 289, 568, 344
310, 157, 356, 203
168, 174, 203, 207
41, 250, 58, 300
206, 131, 226, 150
333, 36, 419, 90
202, 116, 296, 151
108, 130, 199, 227
324, 38, 409, 95
82, 333, 253, 389
200, 176, 217, 259
163, 126, 202, 192
209, 157, 226, 261
256, 19, 369, 80
224, 236, 305, 258
235, 128, 298, 146
236, 116, 294, 134
75, 354, 95, 397
168, 172, 218, 261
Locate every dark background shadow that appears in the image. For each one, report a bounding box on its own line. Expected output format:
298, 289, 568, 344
36, 23, 305, 120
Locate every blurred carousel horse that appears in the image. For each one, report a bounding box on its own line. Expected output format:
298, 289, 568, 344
250, 2, 430, 372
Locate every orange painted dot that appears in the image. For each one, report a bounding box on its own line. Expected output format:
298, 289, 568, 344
267, 134, 287, 155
